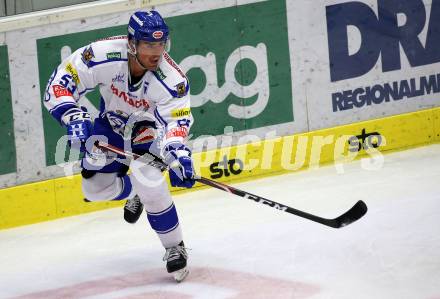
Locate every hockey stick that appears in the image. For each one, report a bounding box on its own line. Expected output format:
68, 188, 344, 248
95, 141, 367, 228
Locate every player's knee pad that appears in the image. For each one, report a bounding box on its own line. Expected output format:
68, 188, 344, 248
130, 161, 172, 212
82, 172, 131, 201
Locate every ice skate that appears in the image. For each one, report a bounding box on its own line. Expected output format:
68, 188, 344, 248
163, 241, 189, 282
124, 195, 144, 224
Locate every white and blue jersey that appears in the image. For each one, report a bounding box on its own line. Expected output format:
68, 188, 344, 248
44, 36, 192, 162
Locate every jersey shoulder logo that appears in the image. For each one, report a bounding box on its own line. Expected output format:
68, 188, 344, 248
81, 46, 95, 67
171, 107, 191, 118
65, 63, 80, 84
155, 68, 167, 80
176, 82, 187, 98
106, 52, 122, 60
52, 85, 72, 98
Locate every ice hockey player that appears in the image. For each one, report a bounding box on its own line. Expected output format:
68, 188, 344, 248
43, 10, 194, 282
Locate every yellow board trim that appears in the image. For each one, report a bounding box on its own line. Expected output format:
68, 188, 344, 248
1, 107, 440, 229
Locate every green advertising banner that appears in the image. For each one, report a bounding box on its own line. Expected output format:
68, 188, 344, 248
38, 0, 292, 166
0, 45, 17, 175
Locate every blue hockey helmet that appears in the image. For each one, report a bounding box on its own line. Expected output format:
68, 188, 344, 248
127, 11, 169, 43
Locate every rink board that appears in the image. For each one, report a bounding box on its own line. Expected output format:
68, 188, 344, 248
1, 107, 439, 229
2, 0, 440, 189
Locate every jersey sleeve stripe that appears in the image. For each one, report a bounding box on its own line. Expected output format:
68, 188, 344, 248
49, 102, 77, 123
79, 87, 96, 96
86, 58, 128, 68
152, 71, 183, 98
154, 107, 168, 127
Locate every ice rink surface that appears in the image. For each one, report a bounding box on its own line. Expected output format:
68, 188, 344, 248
1, 144, 439, 299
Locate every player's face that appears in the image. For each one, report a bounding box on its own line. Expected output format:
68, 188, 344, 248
136, 40, 167, 70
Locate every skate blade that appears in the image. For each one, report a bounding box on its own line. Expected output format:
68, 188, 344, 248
173, 267, 189, 282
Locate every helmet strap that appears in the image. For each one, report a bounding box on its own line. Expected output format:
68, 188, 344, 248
134, 53, 149, 70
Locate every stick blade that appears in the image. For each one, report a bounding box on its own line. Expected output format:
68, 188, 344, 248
330, 200, 368, 228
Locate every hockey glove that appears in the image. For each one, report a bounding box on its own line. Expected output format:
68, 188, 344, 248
62, 107, 92, 152
164, 143, 195, 188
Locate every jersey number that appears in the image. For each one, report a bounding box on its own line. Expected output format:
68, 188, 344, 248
59, 74, 77, 95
